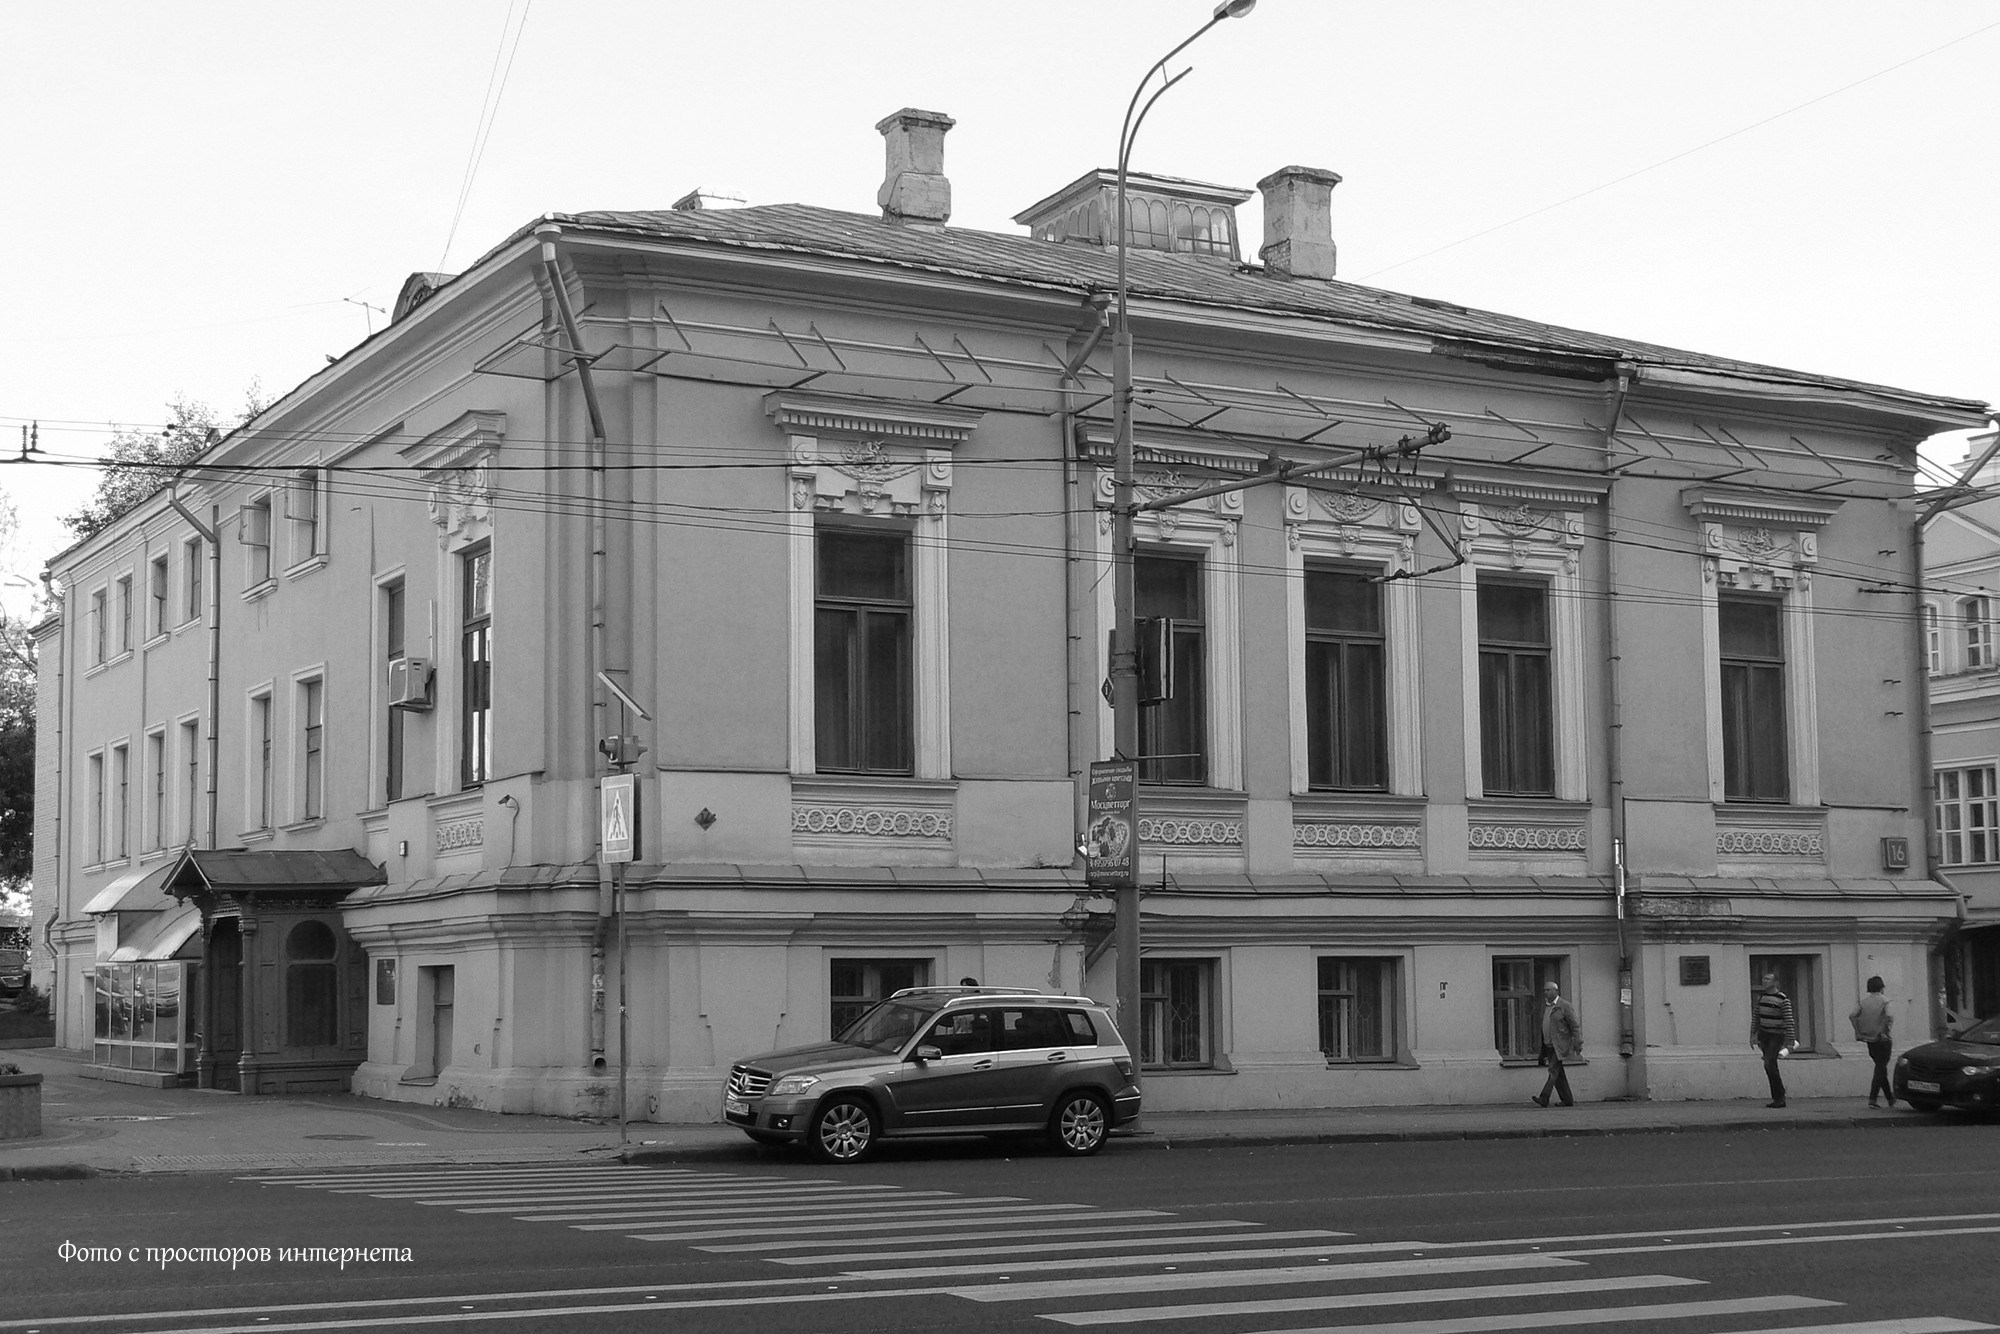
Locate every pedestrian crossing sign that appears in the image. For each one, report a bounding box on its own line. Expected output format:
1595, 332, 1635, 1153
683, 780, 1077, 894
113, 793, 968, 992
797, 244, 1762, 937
600, 773, 638, 864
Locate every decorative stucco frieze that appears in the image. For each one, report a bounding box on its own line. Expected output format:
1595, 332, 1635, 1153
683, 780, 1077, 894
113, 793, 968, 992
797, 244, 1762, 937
1468, 823, 1586, 852
1715, 828, 1824, 857
435, 817, 483, 853
1294, 822, 1421, 850
1097, 469, 1244, 544
1139, 817, 1243, 847
791, 805, 954, 839
1459, 503, 1584, 575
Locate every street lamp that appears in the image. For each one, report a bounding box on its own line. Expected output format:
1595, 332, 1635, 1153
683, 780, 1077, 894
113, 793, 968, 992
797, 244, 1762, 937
1108, 0, 1255, 1070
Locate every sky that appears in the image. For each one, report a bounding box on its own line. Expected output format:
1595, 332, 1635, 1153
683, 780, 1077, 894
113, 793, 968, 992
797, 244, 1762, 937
3, 0, 1998, 607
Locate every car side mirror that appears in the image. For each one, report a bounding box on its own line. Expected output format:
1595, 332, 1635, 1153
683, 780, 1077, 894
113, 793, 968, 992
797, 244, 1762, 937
912, 1044, 942, 1063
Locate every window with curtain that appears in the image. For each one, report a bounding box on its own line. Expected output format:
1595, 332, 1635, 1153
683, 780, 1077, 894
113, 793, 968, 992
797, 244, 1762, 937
1137, 553, 1206, 786
1719, 593, 1788, 803
1305, 566, 1386, 790
1477, 579, 1553, 796
460, 544, 492, 788
814, 528, 912, 775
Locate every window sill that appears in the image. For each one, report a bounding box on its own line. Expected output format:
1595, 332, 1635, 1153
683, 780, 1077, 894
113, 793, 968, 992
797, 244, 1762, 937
84, 651, 133, 677
285, 554, 328, 581
1324, 1060, 1421, 1072
238, 828, 276, 845
241, 578, 277, 604
176, 617, 205, 637
281, 818, 327, 834
1139, 1066, 1235, 1076
397, 1075, 439, 1087
142, 632, 170, 653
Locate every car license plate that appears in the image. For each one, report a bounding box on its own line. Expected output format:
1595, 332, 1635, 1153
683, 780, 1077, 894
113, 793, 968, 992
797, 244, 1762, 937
724, 1097, 749, 1117
1908, 1079, 1941, 1094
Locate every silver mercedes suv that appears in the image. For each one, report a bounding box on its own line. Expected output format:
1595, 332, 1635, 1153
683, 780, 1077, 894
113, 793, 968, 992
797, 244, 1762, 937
723, 987, 1141, 1163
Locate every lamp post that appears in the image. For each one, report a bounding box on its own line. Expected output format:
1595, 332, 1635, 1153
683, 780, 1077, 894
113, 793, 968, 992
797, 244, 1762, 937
1109, 0, 1256, 1065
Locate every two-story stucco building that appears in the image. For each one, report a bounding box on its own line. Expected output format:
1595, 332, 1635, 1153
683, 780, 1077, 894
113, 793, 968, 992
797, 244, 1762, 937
34, 107, 1988, 1117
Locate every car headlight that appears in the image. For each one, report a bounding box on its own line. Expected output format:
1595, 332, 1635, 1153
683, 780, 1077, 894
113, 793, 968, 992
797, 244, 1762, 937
1962, 1066, 1989, 1078
769, 1074, 820, 1097
1895, 1057, 1908, 1070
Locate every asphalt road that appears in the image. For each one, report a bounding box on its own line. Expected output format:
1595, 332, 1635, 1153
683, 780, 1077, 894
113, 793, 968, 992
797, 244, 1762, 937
3, 1125, 1997, 1333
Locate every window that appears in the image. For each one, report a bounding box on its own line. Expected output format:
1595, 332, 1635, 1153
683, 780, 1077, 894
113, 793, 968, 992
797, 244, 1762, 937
829, 957, 930, 1038
384, 581, 405, 804
241, 496, 272, 586
88, 751, 104, 863
1749, 953, 1820, 1053
301, 679, 324, 821
1317, 957, 1399, 1062
1938, 766, 1999, 865
111, 743, 130, 859
146, 731, 166, 851
284, 921, 339, 1049
460, 544, 493, 788
1925, 604, 1941, 676
90, 587, 107, 664
1139, 958, 1215, 1069
180, 720, 200, 844
184, 537, 204, 622
1719, 594, 1788, 803
1477, 579, 1553, 797
1305, 567, 1386, 791
1137, 553, 1207, 785
1492, 955, 1564, 1059
116, 575, 133, 654
1966, 597, 1993, 670
287, 468, 321, 562
814, 529, 912, 775
148, 555, 169, 638
253, 694, 274, 829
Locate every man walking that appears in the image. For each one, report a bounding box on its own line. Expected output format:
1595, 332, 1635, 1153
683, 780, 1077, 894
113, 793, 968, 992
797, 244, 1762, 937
1532, 979, 1580, 1108
1753, 970, 1797, 1108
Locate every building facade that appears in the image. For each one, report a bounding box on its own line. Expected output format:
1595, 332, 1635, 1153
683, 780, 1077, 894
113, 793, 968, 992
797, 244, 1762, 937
1920, 428, 2000, 1027
34, 108, 1987, 1116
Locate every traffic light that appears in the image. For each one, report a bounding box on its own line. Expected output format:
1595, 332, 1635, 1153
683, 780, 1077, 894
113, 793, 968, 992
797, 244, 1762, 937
598, 735, 648, 769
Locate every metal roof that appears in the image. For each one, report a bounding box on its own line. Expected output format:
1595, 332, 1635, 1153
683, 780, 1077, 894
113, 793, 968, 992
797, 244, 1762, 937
511, 202, 1984, 421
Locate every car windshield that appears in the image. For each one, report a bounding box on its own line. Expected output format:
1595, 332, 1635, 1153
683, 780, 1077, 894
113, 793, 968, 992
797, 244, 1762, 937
1958, 1015, 2000, 1045
835, 999, 938, 1054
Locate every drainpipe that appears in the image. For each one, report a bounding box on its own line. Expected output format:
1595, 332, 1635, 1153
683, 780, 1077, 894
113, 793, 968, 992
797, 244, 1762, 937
535, 222, 615, 1074
39, 570, 63, 1006
1059, 294, 1111, 892
168, 489, 222, 850
1599, 364, 1638, 1080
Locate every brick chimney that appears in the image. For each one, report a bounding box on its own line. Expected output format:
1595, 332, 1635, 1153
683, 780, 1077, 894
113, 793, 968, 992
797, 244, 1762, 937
876, 108, 955, 226
1257, 165, 1342, 280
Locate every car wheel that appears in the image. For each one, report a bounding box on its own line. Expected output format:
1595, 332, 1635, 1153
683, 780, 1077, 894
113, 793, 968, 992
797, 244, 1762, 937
1902, 1095, 1941, 1112
1048, 1091, 1109, 1156
742, 1130, 787, 1147
808, 1096, 879, 1164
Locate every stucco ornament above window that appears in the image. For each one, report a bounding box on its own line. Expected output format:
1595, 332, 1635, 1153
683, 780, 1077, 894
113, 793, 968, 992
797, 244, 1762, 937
1682, 485, 1843, 593
769, 390, 982, 516
400, 410, 505, 548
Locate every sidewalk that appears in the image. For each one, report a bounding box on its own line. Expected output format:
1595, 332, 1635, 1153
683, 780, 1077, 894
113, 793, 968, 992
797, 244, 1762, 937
0, 1043, 1939, 1180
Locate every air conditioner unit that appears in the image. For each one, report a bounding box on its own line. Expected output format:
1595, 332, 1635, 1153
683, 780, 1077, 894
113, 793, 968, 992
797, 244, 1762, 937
387, 656, 434, 711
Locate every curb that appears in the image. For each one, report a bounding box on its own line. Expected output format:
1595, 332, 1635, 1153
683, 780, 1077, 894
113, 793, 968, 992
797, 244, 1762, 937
0, 1163, 100, 1181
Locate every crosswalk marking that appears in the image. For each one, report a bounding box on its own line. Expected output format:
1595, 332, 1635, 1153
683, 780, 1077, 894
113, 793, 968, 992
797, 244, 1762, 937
1043, 1274, 1705, 1326
231, 1164, 2000, 1334
946, 1253, 1584, 1303
696, 1218, 1263, 1253
1207, 1295, 1838, 1334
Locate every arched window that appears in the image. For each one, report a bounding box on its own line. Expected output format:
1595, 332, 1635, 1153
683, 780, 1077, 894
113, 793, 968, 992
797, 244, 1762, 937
285, 920, 339, 1048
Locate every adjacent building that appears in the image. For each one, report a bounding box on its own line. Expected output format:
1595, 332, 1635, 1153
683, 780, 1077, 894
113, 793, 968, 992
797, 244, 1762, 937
34, 108, 1988, 1116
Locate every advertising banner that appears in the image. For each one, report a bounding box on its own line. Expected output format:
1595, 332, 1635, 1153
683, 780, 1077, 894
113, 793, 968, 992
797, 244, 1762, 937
1084, 760, 1136, 887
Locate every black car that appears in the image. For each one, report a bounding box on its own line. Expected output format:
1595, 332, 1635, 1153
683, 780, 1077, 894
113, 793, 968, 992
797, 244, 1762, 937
1894, 1014, 2000, 1112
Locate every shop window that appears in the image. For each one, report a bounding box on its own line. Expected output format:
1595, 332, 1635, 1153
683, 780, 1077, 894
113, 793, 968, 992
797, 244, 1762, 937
829, 957, 930, 1038
1492, 955, 1565, 1059
285, 921, 339, 1049
1140, 958, 1216, 1069
1749, 953, 1820, 1053
1318, 957, 1399, 1062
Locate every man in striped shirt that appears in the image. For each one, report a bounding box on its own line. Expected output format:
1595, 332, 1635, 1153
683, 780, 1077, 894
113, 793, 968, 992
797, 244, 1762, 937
1752, 971, 1797, 1108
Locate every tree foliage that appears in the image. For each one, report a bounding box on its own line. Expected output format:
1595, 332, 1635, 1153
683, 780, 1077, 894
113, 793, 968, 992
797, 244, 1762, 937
62, 383, 274, 541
